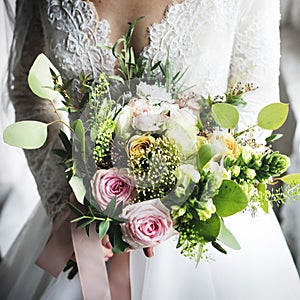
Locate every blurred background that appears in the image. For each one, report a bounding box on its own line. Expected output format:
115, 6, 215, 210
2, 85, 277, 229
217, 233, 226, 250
0, 0, 300, 273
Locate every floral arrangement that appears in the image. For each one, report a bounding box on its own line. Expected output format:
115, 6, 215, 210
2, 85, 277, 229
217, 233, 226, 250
4, 20, 300, 264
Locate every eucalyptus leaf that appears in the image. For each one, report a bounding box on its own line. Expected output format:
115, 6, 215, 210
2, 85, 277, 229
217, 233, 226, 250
196, 213, 221, 242
259, 196, 269, 214
212, 103, 239, 129
257, 103, 289, 130
218, 219, 241, 250
28, 53, 62, 100
198, 144, 219, 170
3, 121, 48, 149
69, 176, 86, 204
279, 174, 300, 185
98, 219, 110, 240
213, 180, 248, 217
257, 183, 269, 213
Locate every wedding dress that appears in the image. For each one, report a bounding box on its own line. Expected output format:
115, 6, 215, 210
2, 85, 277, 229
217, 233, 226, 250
1, 0, 300, 299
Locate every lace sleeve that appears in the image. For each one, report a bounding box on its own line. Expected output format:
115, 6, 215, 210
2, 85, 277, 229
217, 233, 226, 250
229, 0, 280, 136
9, 0, 70, 217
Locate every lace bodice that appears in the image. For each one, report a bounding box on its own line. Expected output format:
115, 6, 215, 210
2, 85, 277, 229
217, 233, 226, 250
11, 0, 280, 216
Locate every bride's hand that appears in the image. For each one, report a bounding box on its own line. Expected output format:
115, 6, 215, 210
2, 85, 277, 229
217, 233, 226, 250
102, 234, 114, 261
70, 234, 113, 262
143, 247, 155, 257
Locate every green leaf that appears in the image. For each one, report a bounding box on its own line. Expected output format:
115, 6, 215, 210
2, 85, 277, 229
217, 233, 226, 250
196, 213, 221, 242
212, 241, 227, 254
78, 218, 94, 229
259, 196, 269, 213
257, 103, 289, 130
85, 224, 90, 237
265, 133, 283, 143
73, 119, 86, 161
109, 75, 125, 84
3, 121, 48, 149
68, 202, 84, 216
109, 225, 129, 254
28, 53, 62, 100
69, 176, 86, 204
58, 130, 72, 154
257, 183, 269, 213
213, 180, 248, 217
218, 219, 241, 250
103, 196, 117, 217
198, 144, 219, 170
212, 103, 239, 129
52, 149, 69, 158
279, 174, 300, 185
98, 219, 110, 240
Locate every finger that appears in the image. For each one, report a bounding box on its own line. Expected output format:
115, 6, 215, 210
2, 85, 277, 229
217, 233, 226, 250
102, 234, 113, 249
103, 247, 114, 261
69, 192, 76, 202
143, 247, 155, 258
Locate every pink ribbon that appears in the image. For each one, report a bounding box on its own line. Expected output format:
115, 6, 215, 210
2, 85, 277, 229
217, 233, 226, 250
71, 223, 111, 300
36, 207, 73, 277
35, 205, 123, 300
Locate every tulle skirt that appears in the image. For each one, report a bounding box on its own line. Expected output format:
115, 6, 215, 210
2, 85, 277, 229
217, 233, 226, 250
1, 201, 300, 300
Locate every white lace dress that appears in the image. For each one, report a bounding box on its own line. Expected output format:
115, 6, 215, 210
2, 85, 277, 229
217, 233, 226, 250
1, 0, 300, 299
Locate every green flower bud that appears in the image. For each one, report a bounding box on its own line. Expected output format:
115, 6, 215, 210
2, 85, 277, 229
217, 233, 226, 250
241, 146, 252, 164
249, 153, 263, 170
245, 168, 256, 180
196, 200, 216, 221
171, 205, 187, 219
231, 165, 241, 177
256, 151, 290, 181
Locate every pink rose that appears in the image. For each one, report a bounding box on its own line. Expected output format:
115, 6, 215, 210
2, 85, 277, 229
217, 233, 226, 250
120, 199, 176, 248
91, 168, 136, 210
128, 98, 163, 131
129, 98, 154, 117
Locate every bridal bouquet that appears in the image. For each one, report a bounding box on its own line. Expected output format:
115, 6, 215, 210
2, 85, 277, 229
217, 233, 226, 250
4, 56, 300, 263
4, 21, 300, 262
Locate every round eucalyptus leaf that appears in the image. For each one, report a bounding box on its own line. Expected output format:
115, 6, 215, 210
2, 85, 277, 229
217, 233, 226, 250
280, 174, 300, 185
257, 103, 289, 130
28, 53, 62, 100
218, 219, 241, 250
197, 213, 221, 242
213, 180, 248, 217
69, 176, 86, 204
3, 121, 48, 149
212, 103, 239, 129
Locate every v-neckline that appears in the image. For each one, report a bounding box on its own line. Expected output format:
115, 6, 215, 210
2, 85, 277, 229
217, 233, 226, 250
83, 0, 187, 59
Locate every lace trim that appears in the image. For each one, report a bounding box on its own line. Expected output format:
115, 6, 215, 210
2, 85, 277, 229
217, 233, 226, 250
42, 0, 115, 98
142, 0, 237, 95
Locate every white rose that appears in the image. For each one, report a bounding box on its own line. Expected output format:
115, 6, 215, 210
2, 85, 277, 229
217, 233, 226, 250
115, 105, 133, 140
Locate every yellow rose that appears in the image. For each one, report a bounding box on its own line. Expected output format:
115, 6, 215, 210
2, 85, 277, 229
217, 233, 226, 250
127, 135, 155, 158
209, 131, 240, 159
221, 132, 240, 158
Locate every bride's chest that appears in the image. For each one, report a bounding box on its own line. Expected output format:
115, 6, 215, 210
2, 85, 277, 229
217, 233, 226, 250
39, 0, 240, 94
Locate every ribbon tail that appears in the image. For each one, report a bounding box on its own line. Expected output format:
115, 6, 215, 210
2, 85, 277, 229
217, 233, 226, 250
71, 223, 111, 300
36, 208, 73, 277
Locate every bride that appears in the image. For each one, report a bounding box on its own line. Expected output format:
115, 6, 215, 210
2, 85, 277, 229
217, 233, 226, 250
1, 0, 300, 299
